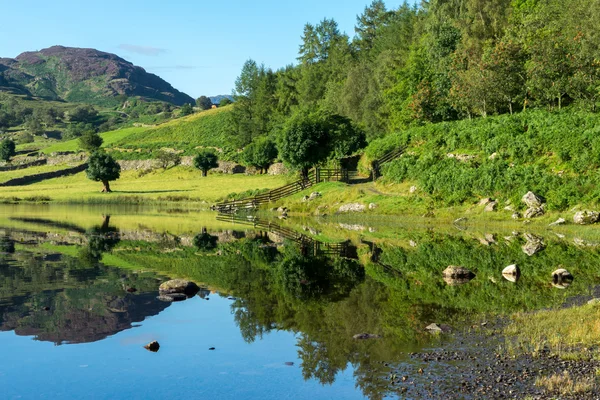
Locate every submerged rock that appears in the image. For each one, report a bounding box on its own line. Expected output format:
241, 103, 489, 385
573, 211, 599, 225
426, 323, 452, 334
353, 333, 382, 340
159, 279, 200, 296
552, 268, 573, 289
157, 293, 187, 302
144, 341, 160, 352
522, 234, 545, 256
442, 266, 475, 285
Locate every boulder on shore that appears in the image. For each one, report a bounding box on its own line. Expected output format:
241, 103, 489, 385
522, 191, 544, 208
524, 207, 545, 219
159, 279, 200, 296
426, 323, 452, 334
442, 266, 475, 285
573, 211, 599, 225
339, 203, 366, 213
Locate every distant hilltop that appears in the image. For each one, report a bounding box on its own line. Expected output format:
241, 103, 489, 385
0, 46, 195, 106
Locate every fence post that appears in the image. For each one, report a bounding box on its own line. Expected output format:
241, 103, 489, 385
316, 168, 320, 184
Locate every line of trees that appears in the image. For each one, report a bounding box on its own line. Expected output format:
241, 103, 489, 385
229, 0, 600, 147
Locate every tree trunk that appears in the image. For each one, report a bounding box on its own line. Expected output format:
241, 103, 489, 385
301, 167, 309, 180
101, 180, 112, 193
202, 169, 207, 177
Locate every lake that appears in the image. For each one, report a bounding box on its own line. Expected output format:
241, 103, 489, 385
0, 205, 598, 399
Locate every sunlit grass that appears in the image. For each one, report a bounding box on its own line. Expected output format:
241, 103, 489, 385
0, 166, 290, 205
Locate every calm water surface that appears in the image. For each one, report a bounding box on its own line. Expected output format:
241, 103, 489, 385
0, 205, 598, 399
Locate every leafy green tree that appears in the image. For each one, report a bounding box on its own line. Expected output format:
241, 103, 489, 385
0, 139, 16, 162
180, 103, 194, 116
86, 152, 121, 193
67, 105, 98, 123
242, 138, 278, 173
196, 96, 213, 110
194, 149, 219, 177
278, 113, 330, 177
156, 150, 181, 170
78, 131, 103, 153
325, 114, 366, 159
25, 115, 44, 136
219, 98, 232, 106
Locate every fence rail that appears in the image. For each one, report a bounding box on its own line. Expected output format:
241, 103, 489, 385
214, 168, 348, 213
372, 147, 404, 180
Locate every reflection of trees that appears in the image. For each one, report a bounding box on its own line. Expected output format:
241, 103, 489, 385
0, 235, 15, 253
193, 228, 218, 251
78, 215, 120, 266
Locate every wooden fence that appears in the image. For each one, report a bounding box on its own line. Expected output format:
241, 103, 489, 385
214, 168, 348, 213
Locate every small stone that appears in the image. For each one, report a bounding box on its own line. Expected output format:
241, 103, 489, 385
426, 323, 452, 333
338, 203, 366, 213
369, 203, 377, 210
126, 287, 137, 293
511, 212, 521, 220
587, 298, 600, 305
209, 347, 216, 350
409, 240, 417, 247
409, 186, 417, 194
484, 201, 498, 212
144, 341, 160, 352
479, 198, 492, 206
301, 195, 309, 202
549, 218, 566, 226
454, 217, 468, 224
524, 206, 545, 218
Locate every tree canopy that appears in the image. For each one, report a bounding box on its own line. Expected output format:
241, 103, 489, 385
196, 96, 213, 110
0, 139, 16, 162
194, 150, 219, 176
86, 152, 121, 193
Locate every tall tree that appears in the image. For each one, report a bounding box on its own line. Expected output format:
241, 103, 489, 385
86, 152, 121, 193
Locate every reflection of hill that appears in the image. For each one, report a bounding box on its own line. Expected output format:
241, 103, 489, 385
0, 251, 169, 345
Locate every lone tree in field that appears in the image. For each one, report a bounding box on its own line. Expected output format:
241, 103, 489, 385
194, 150, 219, 177
242, 137, 277, 173
180, 103, 194, 116
0, 139, 16, 162
86, 151, 121, 193
278, 113, 330, 178
196, 96, 213, 110
79, 131, 103, 152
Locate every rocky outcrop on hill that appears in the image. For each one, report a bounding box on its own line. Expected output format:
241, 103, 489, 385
0, 46, 194, 105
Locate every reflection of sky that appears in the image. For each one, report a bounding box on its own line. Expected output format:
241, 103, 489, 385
0, 295, 363, 400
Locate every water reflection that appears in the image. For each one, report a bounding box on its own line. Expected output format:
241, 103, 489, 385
1, 208, 600, 399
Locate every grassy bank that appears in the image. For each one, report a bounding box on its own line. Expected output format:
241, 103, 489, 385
0, 166, 289, 205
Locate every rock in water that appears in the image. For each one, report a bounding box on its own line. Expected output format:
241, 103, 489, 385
157, 293, 188, 302
426, 323, 452, 334
353, 333, 382, 340
159, 279, 200, 296
144, 341, 160, 352
502, 265, 520, 282
442, 266, 475, 285
573, 211, 600, 225
522, 191, 544, 208
522, 234, 545, 256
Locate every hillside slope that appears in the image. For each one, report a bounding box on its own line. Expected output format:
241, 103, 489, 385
0, 46, 194, 105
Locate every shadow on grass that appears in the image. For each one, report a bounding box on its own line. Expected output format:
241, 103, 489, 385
112, 190, 193, 194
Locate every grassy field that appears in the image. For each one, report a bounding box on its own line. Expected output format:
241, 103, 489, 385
0, 166, 290, 205
40, 126, 146, 154
0, 164, 70, 183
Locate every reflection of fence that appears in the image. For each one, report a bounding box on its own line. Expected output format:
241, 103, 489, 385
216, 213, 355, 258
214, 168, 350, 213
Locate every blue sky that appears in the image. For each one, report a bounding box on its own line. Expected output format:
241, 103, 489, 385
0, 0, 410, 98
